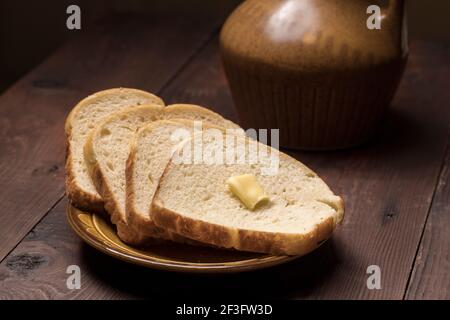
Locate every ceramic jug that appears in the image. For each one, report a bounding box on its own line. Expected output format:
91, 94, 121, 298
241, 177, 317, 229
220, 0, 408, 149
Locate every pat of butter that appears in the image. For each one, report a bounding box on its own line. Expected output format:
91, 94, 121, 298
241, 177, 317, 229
227, 174, 269, 210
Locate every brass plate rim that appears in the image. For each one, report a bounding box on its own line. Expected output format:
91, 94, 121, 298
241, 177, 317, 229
67, 204, 299, 273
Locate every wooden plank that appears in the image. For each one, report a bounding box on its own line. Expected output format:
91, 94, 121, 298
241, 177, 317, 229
0, 199, 122, 300
286, 42, 450, 299
1, 39, 448, 299
161, 41, 239, 123
406, 141, 450, 300
0, 1, 240, 262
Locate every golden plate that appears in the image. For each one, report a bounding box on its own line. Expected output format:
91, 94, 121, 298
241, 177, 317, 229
67, 205, 298, 273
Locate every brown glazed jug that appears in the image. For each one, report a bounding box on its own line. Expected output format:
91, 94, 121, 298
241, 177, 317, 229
220, 0, 408, 149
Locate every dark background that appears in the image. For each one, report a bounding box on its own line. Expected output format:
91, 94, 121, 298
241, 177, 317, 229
0, 0, 449, 93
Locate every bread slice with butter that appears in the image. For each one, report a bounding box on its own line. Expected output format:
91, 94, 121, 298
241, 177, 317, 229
85, 104, 241, 244
65, 88, 164, 213
151, 133, 344, 256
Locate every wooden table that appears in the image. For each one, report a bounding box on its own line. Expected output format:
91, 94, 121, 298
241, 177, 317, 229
0, 3, 449, 300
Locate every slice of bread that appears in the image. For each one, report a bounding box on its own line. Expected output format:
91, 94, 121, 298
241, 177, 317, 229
151, 133, 344, 256
126, 119, 222, 242
65, 88, 164, 213
86, 104, 240, 244
84, 104, 164, 243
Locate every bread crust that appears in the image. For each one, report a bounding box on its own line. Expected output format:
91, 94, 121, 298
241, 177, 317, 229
65, 166, 105, 213
65, 88, 164, 213
151, 192, 339, 256
65, 126, 105, 213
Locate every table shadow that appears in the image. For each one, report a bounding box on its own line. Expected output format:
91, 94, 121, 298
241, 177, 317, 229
80, 236, 344, 299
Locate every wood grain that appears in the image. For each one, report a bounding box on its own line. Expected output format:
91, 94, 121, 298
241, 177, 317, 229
0, 1, 240, 262
285, 42, 450, 299
406, 141, 450, 299
0, 39, 448, 299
